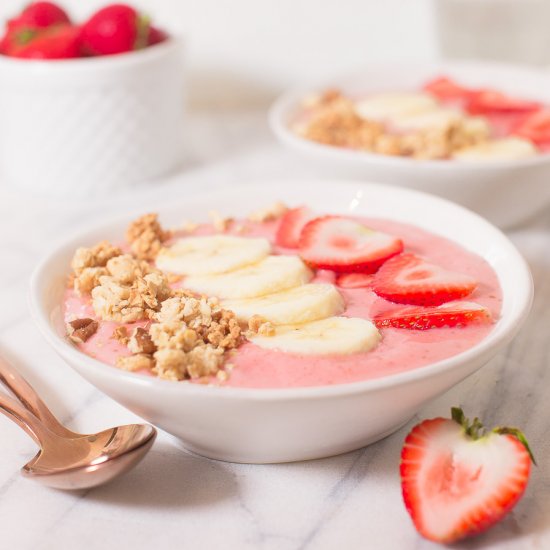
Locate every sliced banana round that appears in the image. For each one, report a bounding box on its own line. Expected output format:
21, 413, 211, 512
223, 283, 345, 325
156, 235, 271, 275
184, 255, 313, 299
452, 137, 536, 161
354, 93, 437, 122
250, 316, 381, 355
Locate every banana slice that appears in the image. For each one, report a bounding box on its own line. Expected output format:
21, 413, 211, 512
355, 93, 438, 122
223, 283, 345, 325
392, 108, 462, 131
452, 137, 536, 161
156, 235, 271, 275
250, 316, 381, 355
184, 255, 313, 299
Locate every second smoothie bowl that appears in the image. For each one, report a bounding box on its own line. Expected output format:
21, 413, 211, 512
29, 181, 533, 463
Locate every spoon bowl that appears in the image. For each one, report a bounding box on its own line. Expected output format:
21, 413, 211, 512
0, 355, 157, 490
22, 424, 157, 490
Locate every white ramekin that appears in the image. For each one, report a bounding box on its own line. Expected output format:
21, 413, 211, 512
0, 38, 185, 198
29, 180, 533, 463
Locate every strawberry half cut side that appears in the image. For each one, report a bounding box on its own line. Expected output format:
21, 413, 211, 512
275, 206, 316, 248
372, 253, 477, 306
374, 301, 492, 330
400, 407, 534, 543
298, 216, 403, 273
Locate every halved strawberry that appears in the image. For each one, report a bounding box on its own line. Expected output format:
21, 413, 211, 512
513, 109, 550, 146
372, 253, 476, 306
401, 407, 534, 543
298, 216, 403, 273
275, 206, 316, 248
467, 89, 540, 115
336, 273, 374, 289
423, 76, 474, 102
374, 301, 492, 330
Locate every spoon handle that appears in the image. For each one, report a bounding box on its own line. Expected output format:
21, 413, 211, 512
0, 354, 76, 437
0, 391, 58, 447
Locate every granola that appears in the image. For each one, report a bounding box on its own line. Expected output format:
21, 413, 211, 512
126, 213, 170, 261
295, 89, 490, 160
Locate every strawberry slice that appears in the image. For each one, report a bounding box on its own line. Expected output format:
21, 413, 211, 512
401, 407, 534, 543
513, 109, 550, 146
336, 273, 374, 289
467, 89, 540, 115
423, 76, 474, 102
275, 206, 316, 248
298, 216, 403, 273
372, 253, 477, 306
374, 301, 492, 330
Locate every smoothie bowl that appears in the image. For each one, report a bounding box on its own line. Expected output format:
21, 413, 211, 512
29, 181, 533, 463
270, 61, 550, 227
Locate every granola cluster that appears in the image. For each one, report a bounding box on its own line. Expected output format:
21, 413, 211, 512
294, 89, 489, 160
67, 213, 245, 383
116, 293, 242, 381
126, 213, 170, 261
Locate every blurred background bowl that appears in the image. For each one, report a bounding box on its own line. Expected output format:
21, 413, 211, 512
0, 37, 185, 198
269, 60, 550, 228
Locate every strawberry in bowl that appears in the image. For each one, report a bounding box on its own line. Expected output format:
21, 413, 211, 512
0, 2, 168, 59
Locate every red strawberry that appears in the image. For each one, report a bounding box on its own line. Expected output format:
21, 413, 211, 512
147, 25, 168, 46
372, 253, 477, 306
336, 273, 374, 289
513, 109, 550, 146
80, 4, 150, 56
299, 216, 403, 273
401, 407, 534, 543
423, 76, 474, 102
275, 206, 316, 248
373, 301, 492, 330
16, 2, 70, 29
11, 24, 80, 59
467, 89, 540, 115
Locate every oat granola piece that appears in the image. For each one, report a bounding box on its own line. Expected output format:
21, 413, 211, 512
186, 345, 225, 379
71, 241, 122, 275
116, 354, 154, 372
153, 348, 188, 380
128, 327, 157, 354
91, 256, 172, 323
67, 318, 99, 343
149, 321, 198, 351
112, 326, 129, 345
126, 213, 170, 261
71, 241, 122, 295
73, 266, 108, 295
248, 202, 289, 223
208, 210, 233, 232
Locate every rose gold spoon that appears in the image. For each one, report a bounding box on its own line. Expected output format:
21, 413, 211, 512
0, 355, 156, 490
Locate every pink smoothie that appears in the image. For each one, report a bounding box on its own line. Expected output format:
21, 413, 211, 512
63, 217, 501, 389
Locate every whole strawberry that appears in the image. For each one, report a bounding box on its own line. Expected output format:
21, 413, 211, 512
0, 1, 71, 55
15, 2, 70, 29
11, 24, 80, 59
79, 4, 150, 56
400, 407, 534, 543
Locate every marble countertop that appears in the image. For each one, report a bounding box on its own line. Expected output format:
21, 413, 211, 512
0, 111, 549, 550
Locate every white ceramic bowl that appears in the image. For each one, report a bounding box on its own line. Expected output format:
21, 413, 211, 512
269, 61, 550, 228
0, 38, 185, 198
29, 180, 533, 463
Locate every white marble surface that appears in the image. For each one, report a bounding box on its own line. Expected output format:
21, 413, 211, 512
0, 111, 549, 550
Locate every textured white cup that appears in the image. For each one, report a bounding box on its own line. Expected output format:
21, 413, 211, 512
0, 38, 185, 198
